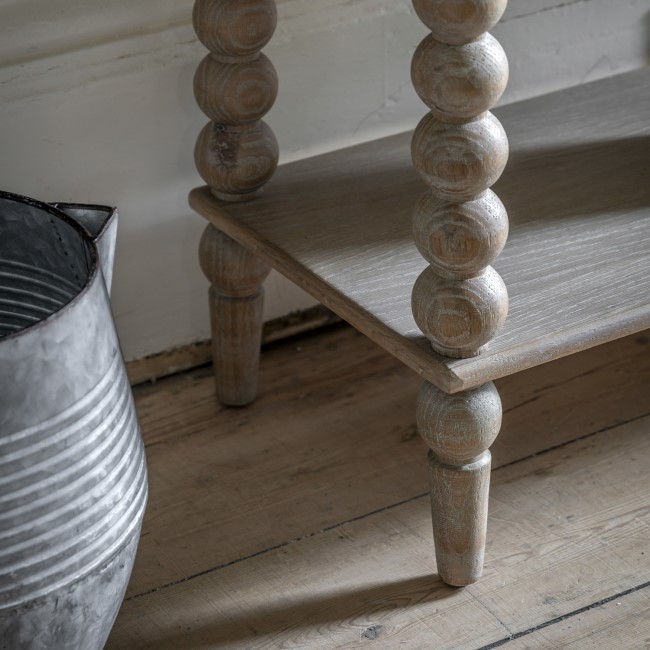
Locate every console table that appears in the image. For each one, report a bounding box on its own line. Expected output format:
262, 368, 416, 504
189, 0, 650, 587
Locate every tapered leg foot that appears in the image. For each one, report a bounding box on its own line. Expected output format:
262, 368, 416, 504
428, 450, 491, 586
199, 224, 270, 406
416, 380, 502, 586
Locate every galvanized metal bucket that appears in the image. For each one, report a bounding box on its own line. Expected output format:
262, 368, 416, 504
0, 191, 147, 649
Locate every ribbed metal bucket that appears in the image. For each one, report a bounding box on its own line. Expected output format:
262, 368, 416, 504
0, 191, 147, 649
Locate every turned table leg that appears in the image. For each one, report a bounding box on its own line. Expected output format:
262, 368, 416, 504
410, 1, 510, 584
416, 380, 502, 586
199, 225, 270, 405
191, 0, 279, 403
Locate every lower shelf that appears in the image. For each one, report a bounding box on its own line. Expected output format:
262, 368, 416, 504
190, 68, 650, 393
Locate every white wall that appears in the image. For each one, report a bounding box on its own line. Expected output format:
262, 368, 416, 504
1, 0, 648, 360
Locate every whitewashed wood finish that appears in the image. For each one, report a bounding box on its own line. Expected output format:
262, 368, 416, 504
413, 0, 507, 45
410, 0, 510, 360
411, 33, 508, 123
193, 0, 277, 61
410, 2, 510, 584
193, 53, 278, 125
417, 381, 501, 585
411, 111, 509, 203
198, 225, 270, 405
194, 120, 279, 202
189, 69, 650, 393
192, 0, 279, 402
412, 190, 509, 278
412, 265, 508, 358
192, 0, 279, 202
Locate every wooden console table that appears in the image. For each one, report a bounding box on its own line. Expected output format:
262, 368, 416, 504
189, 0, 650, 587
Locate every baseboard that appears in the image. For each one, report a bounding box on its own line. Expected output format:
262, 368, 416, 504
126, 305, 340, 386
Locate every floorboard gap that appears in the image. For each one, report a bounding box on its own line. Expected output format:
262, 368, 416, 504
494, 410, 649, 472
126, 410, 650, 602
477, 579, 650, 649
124, 492, 429, 602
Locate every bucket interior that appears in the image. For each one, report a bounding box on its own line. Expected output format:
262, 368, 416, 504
0, 194, 93, 339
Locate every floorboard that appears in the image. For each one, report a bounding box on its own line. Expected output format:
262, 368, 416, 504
500, 586, 650, 649
107, 326, 650, 648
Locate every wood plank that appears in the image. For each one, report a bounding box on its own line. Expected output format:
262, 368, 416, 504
107, 411, 650, 649
124, 329, 649, 597
190, 68, 650, 393
506, 586, 650, 649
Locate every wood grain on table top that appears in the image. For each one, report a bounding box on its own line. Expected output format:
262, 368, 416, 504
190, 68, 650, 393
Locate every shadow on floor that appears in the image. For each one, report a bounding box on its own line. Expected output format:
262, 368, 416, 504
129, 573, 457, 649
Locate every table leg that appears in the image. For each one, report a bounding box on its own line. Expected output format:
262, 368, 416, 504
199, 224, 270, 406
416, 379, 502, 585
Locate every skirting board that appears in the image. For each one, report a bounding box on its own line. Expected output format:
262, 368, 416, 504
125, 305, 341, 386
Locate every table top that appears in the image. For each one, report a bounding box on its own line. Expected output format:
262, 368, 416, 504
191, 68, 650, 393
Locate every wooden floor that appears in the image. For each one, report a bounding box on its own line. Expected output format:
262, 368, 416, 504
107, 325, 650, 649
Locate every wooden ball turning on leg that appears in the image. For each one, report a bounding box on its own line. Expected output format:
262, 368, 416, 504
194, 53, 278, 125
412, 0, 508, 45
194, 121, 279, 202
412, 265, 508, 358
192, 1, 280, 404
410, 0, 510, 585
192, 1, 279, 404
411, 112, 509, 203
193, 0, 278, 60
417, 381, 502, 586
412, 190, 508, 279
411, 33, 508, 123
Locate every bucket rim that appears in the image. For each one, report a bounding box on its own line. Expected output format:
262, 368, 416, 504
0, 190, 107, 343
